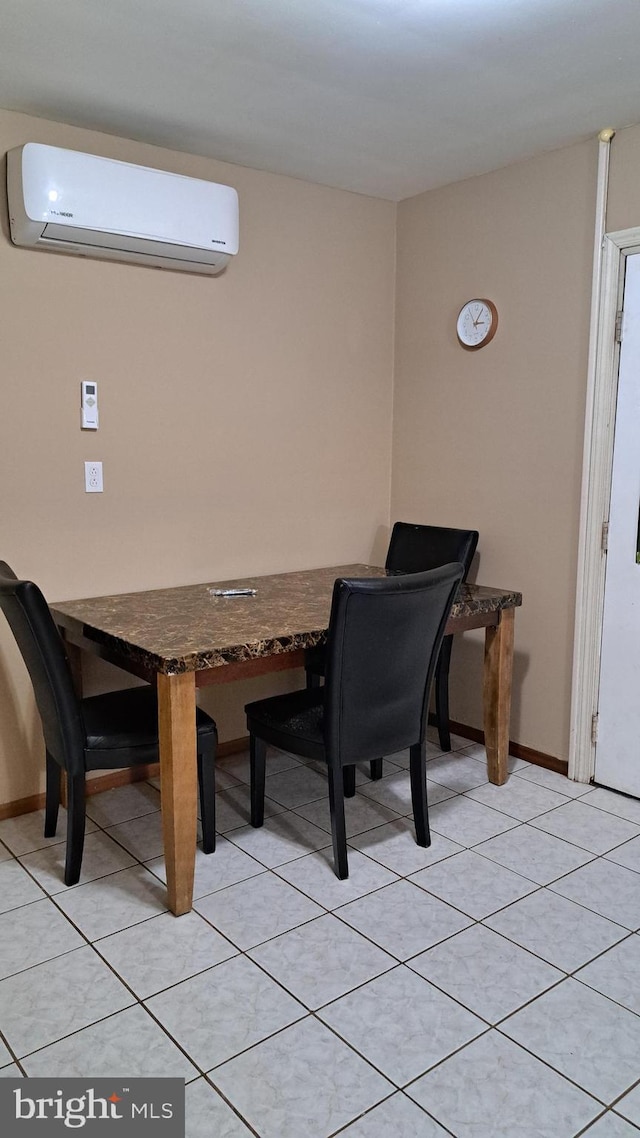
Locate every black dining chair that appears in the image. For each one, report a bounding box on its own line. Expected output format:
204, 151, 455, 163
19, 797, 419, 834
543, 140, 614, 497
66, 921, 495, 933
0, 562, 218, 886
246, 563, 464, 878
305, 522, 478, 773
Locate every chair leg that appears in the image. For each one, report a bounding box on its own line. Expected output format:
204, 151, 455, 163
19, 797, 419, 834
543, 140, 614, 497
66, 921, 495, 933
343, 765, 356, 797
328, 767, 348, 879
44, 751, 61, 838
435, 635, 454, 752
250, 734, 267, 827
369, 758, 383, 781
64, 774, 86, 886
198, 751, 216, 854
409, 742, 431, 848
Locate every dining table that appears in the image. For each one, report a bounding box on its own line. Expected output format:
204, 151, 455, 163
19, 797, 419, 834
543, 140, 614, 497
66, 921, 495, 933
51, 564, 522, 915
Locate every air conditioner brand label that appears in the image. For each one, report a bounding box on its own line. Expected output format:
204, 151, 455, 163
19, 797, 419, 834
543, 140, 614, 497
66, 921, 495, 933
0, 1079, 185, 1135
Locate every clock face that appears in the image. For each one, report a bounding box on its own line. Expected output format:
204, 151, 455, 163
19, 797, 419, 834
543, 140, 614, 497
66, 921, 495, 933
456, 299, 498, 350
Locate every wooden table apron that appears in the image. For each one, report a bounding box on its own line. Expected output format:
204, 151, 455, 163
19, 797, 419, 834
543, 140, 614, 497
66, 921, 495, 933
52, 566, 521, 916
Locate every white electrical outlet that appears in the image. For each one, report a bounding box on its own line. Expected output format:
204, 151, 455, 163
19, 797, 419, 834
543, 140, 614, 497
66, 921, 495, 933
84, 461, 103, 493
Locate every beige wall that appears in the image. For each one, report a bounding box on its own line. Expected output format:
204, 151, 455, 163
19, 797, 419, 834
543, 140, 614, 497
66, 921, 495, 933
392, 139, 599, 759
0, 109, 396, 805
604, 122, 640, 232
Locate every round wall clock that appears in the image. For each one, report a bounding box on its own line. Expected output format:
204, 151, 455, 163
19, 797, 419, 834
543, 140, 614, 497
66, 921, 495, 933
456, 298, 498, 350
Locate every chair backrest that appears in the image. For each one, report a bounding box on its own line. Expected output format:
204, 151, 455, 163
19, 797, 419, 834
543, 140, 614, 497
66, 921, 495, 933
323, 563, 464, 766
385, 522, 478, 580
0, 562, 85, 773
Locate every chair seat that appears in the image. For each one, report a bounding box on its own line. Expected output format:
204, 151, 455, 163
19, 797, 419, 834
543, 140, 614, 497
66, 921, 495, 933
82, 685, 217, 751
245, 687, 325, 762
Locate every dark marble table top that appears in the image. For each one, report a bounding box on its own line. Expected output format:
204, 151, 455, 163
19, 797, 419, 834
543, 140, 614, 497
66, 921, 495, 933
51, 564, 522, 677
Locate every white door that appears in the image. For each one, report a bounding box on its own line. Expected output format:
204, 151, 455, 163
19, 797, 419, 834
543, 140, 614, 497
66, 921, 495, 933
595, 251, 640, 796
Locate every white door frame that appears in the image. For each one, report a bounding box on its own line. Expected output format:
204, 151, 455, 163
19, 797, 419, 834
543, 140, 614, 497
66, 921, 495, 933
570, 225, 640, 782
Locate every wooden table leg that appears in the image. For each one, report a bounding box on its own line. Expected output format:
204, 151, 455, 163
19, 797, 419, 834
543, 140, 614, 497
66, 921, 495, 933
483, 607, 515, 785
157, 671, 198, 915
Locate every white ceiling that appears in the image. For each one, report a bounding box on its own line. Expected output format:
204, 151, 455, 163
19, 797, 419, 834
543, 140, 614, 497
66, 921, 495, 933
2, 0, 640, 201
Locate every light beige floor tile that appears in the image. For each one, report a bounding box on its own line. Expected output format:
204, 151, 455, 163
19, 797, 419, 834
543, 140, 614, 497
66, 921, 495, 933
55, 864, 167, 940
211, 1016, 392, 1138
424, 752, 491, 793
434, 730, 472, 752
217, 749, 302, 784
264, 765, 329, 809
408, 1030, 600, 1137
85, 782, 161, 827
389, 741, 445, 766
485, 888, 628, 971
20, 829, 136, 893
0, 945, 133, 1056
0, 1063, 23, 1077
147, 836, 264, 899
22, 1004, 198, 1081
476, 823, 596, 885
582, 787, 640, 825
515, 765, 594, 797
575, 935, 640, 1015
410, 848, 537, 918
4, 784, 640, 1138
465, 777, 569, 821
194, 872, 323, 949
95, 910, 237, 997
501, 978, 640, 1103
185, 1078, 254, 1138
530, 800, 640, 855
583, 1112, 640, 1137
429, 796, 519, 846
105, 811, 169, 861
454, 743, 530, 773
248, 913, 395, 1009
409, 924, 563, 1023
319, 965, 484, 1085
225, 812, 331, 868
0, 858, 46, 912
0, 808, 97, 856
275, 848, 398, 909
147, 955, 305, 1070
349, 817, 463, 875
207, 765, 243, 791
0, 897, 84, 980
550, 858, 640, 930
615, 1082, 640, 1128
337, 1093, 449, 1137
357, 770, 456, 814
336, 878, 471, 959
294, 793, 401, 837
214, 784, 284, 833
606, 836, 640, 873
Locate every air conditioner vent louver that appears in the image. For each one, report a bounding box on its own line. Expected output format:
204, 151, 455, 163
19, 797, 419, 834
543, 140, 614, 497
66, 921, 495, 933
7, 144, 239, 276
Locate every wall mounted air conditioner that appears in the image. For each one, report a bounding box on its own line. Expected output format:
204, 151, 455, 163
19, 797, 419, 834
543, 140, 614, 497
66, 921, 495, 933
6, 143, 239, 275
